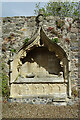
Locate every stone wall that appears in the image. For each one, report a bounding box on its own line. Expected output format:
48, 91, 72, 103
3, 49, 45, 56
1, 15, 80, 99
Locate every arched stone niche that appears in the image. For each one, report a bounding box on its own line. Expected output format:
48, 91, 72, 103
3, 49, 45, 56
9, 27, 71, 100
20, 47, 63, 78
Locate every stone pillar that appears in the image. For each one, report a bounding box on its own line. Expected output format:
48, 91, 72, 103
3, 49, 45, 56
62, 57, 71, 97
62, 58, 68, 80
68, 60, 71, 98
9, 59, 13, 83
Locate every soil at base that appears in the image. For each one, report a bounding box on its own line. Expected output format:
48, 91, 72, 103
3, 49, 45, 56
2, 101, 80, 119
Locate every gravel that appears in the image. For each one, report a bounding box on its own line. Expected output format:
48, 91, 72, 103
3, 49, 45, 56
2, 101, 79, 119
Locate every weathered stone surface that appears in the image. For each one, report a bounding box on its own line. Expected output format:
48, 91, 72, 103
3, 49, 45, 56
70, 33, 77, 39
38, 16, 43, 21
10, 84, 67, 98
46, 16, 54, 20
1, 15, 79, 102
8, 97, 68, 105
71, 28, 78, 33
14, 77, 67, 83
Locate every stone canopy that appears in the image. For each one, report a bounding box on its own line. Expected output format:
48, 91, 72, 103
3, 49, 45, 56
8, 13, 74, 102
9, 26, 71, 100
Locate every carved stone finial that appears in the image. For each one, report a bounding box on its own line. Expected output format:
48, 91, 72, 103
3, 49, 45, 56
38, 10, 44, 15
36, 11, 44, 27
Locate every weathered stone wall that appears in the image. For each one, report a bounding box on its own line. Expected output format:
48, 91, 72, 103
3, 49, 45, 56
1, 15, 80, 98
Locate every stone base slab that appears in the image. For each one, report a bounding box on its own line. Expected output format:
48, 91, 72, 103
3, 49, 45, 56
10, 83, 67, 101
8, 97, 67, 105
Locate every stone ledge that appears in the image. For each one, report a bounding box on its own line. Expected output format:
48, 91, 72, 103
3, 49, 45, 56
10, 93, 67, 102
10, 93, 66, 98
8, 98, 67, 105
12, 77, 68, 83
9, 93, 67, 104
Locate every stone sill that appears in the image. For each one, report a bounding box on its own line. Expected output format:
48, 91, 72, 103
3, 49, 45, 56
11, 77, 68, 83
10, 93, 67, 101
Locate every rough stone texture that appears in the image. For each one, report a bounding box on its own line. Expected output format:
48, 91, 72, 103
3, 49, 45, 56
1, 15, 80, 103
2, 102, 79, 118
19, 47, 62, 78
15, 77, 67, 83
10, 84, 67, 99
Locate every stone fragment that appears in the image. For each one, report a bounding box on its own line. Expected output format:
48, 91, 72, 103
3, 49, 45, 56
71, 28, 78, 33
64, 22, 69, 29
38, 16, 43, 21
56, 19, 65, 28
46, 16, 54, 20
70, 33, 77, 40
65, 17, 73, 24
2, 43, 6, 52
26, 73, 35, 78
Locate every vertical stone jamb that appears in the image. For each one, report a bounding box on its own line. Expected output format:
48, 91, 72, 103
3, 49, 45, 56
68, 50, 71, 98
68, 60, 71, 98
9, 58, 13, 83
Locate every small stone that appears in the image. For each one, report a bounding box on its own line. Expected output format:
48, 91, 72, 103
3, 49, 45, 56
65, 22, 69, 29
2, 43, 6, 52
39, 22, 43, 26
38, 16, 43, 21
67, 100, 74, 106
71, 24, 76, 28
29, 101, 33, 104
70, 33, 77, 40
46, 16, 54, 20
35, 101, 40, 104
71, 28, 78, 33
26, 73, 35, 78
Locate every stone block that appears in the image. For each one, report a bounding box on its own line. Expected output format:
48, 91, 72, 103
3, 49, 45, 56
46, 16, 54, 20
53, 102, 67, 106
70, 33, 77, 40
15, 77, 67, 83
71, 28, 78, 33
10, 83, 67, 100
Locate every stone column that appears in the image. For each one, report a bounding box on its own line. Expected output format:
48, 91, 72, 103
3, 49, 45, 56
68, 60, 71, 97
9, 59, 13, 83
62, 57, 71, 97
62, 58, 68, 80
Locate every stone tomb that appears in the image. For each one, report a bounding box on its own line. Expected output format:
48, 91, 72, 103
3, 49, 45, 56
9, 27, 70, 102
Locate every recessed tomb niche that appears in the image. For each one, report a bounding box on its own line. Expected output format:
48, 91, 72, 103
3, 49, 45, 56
19, 47, 63, 79
9, 26, 70, 99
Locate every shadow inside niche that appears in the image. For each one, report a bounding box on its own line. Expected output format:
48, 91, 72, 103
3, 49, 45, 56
20, 47, 63, 76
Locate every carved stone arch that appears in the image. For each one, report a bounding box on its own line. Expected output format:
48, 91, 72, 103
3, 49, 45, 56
9, 27, 71, 99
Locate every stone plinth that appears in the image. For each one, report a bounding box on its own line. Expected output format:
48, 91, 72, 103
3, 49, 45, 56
10, 83, 67, 101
